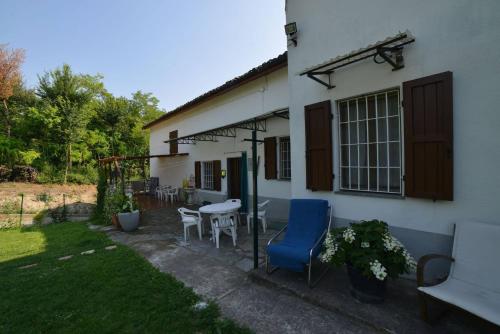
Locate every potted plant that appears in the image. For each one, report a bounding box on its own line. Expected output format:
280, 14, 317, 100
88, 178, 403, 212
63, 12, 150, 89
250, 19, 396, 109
117, 194, 139, 232
321, 220, 416, 303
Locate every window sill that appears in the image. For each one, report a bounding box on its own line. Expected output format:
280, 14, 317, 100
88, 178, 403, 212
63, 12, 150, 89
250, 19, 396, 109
334, 190, 405, 200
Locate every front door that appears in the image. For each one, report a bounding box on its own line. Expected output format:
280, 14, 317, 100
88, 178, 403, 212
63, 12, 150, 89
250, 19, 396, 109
227, 157, 241, 199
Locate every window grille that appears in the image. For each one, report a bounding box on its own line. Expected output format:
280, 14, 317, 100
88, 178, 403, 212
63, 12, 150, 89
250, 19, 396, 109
338, 89, 401, 194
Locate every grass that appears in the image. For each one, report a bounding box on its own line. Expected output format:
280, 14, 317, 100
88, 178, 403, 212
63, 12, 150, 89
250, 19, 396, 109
0, 222, 250, 334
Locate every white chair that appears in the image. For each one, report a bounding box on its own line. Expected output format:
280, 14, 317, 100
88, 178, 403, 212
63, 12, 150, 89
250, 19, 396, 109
167, 187, 179, 203
178, 208, 202, 242
417, 221, 500, 326
210, 213, 237, 249
225, 198, 241, 227
247, 200, 270, 234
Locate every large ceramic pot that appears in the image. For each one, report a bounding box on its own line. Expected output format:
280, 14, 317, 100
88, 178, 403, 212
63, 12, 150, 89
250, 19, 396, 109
117, 210, 140, 232
346, 263, 387, 303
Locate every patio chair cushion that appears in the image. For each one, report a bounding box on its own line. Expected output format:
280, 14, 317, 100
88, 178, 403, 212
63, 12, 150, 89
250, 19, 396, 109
267, 199, 329, 272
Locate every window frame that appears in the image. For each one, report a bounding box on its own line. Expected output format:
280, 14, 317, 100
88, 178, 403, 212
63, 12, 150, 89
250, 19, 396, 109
278, 136, 291, 180
201, 161, 214, 190
336, 88, 403, 195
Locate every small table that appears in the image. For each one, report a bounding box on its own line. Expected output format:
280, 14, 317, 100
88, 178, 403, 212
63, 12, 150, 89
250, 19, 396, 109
199, 202, 241, 214
199, 202, 241, 240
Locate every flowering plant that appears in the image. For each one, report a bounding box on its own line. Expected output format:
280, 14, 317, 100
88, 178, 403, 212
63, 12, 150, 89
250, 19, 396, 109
321, 220, 416, 281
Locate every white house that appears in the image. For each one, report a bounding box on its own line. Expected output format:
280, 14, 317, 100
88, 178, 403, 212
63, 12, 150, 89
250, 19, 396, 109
146, 1, 500, 278
144, 53, 292, 222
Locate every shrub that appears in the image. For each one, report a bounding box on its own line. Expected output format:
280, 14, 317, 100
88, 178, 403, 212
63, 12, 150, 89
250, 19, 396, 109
102, 190, 127, 225
93, 168, 107, 221
10, 165, 38, 182
321, 220, 416, 281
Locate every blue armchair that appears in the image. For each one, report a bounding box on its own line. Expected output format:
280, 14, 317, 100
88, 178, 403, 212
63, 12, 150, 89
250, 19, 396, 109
266, 199, 332, 288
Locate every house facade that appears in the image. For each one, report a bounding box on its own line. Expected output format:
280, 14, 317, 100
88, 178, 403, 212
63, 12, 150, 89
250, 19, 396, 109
285, 0, 500, 277
147, 1, 500, 278
146, 54, 292, 222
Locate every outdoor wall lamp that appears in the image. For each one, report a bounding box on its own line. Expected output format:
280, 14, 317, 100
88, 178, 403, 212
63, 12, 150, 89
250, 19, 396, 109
285, 22, 297, 47
221, 169, 227, 178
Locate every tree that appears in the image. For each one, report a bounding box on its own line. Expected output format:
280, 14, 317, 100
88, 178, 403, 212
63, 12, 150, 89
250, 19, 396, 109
36, 64, 99, 183
0, 45, 25, 137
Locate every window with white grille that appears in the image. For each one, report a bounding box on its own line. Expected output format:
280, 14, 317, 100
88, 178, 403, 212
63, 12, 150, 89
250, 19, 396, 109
338, 89, 402, 194
279, 137, 291, 180
202, 161, 214, 190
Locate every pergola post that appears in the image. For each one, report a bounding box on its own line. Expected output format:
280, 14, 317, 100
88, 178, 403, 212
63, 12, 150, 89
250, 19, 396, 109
252, 123, 259, 269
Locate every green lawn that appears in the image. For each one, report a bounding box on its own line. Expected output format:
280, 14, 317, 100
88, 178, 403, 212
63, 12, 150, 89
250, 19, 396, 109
0, 222, 250, 334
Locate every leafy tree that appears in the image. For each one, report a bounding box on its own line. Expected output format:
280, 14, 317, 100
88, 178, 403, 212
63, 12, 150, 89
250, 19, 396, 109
0, 45, 25, 137
36, 64, 100, 183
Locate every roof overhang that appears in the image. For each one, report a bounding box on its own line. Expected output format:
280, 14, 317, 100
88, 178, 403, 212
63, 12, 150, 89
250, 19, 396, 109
300, 31, 415, 89
144, 52, 288, 129
164, 109, 289, 145
98, 153, 188, 165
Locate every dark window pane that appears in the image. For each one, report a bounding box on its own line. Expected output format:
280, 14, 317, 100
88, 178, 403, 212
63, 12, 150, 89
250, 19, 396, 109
341, 168, 349, 189
350, 145, 358, 166
359, 168, 368, 190
389, 168, 401, 193
359, 144, 367, 167
339, 102, 348, 122
358, 98, 366, 120
378, 143, 387, 167
377, 94, 386, 117
388, 91, 399, 116
378, 117, 387, 142
350, 168, 359, 189
341, 145, 349, 166
349, 122, 357, 144
388, 116, 399, 141
378, 168, 388, 192
349, 100, 357, 121
368, 119, 377, 142
359, 120, 367, 143
367, 96, 376, 118
369, 168, 377, 191
369, 144, 377, 167
389, 142, 400, 167
340, 123, 348, 144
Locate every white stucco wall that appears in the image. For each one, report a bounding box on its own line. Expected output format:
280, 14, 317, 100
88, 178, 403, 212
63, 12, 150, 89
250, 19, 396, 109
149, 67, 291, 202
286, 0, 500, 235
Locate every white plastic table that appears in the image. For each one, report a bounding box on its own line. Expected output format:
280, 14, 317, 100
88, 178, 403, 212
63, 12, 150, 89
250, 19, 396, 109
199, 202, 241, 214
199, 202, 241, 240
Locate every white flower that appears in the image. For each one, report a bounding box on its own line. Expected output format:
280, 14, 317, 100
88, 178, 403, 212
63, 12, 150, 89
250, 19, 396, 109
369, 260, 387, 281
320, 234, 338, 263
361, 241, 370, 248
382, 233, 403, 252
402, 249, 417, 271
343, 227, 356, 243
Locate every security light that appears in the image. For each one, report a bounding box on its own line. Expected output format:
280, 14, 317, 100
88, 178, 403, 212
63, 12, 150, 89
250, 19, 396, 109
284, 22, 298, 46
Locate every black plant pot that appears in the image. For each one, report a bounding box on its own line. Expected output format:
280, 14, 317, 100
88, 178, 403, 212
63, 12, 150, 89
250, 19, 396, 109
346, 263, 387, 304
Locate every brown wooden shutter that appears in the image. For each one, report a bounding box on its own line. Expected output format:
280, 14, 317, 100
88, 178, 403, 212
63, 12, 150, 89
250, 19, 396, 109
213, 160, 221, 191
169, 130, 178, 154
194, 161, 201, 188
403, 71, 453, 200
264, 137, 277, 179
305, 100, 333, 191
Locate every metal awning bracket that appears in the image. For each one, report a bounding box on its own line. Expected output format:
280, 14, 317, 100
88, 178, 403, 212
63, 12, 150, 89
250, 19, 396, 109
374, 46, 405, 71
307, 72, 335, 89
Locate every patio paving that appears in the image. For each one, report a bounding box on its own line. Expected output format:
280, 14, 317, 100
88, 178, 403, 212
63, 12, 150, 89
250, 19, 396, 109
101, 195, 494, 334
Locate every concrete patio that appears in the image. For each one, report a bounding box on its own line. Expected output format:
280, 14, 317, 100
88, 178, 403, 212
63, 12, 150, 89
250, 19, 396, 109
100, 195, 494, 334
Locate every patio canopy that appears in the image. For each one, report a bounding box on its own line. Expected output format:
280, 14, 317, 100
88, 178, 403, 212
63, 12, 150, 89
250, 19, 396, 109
300, 31, 415, 89
163, 108, 289, 145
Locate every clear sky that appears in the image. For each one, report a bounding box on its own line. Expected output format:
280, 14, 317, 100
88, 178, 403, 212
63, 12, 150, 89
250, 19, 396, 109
0, 0, 286, 110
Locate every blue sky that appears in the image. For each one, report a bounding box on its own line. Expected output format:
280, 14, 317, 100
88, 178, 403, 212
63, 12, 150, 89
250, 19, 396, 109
0, 0, 286, 110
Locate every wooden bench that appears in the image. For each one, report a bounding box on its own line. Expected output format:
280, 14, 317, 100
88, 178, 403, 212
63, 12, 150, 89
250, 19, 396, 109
417, 221, 500, 327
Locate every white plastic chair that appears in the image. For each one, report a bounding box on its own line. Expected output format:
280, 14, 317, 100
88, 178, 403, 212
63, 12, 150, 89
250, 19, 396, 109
247, 200, 270, 234
225, 198, 241, 227
167, 187, 179, 203
178, 208, 202, 242
210, 213, 237, 249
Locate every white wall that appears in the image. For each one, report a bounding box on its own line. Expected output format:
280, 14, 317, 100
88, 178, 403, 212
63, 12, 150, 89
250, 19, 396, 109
286, 0, 500, 235
149, 67, 291, 201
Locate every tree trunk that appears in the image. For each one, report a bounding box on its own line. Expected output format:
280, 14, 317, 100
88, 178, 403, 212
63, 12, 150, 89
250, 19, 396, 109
64, 143, 71, 184
2, 99, 11, 138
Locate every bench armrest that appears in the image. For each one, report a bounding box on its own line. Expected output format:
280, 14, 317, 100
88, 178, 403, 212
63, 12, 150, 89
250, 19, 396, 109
309, 230, 327, 258
417, 254, 454, 287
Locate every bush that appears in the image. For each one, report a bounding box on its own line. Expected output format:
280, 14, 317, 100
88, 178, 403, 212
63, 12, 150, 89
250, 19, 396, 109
11, 166, 38, 182
102, 190, 127, 225
93, 168, 107, 221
